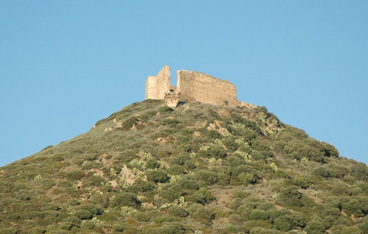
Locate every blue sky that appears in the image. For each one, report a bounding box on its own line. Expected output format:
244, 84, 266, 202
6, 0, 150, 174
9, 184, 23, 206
0, 1, 367, 167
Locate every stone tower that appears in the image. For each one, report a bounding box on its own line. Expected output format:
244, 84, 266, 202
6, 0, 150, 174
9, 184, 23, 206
145, 66, 171, 100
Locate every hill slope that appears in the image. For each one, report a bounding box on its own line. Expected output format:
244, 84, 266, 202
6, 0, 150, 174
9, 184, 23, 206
1, 100, 368, 234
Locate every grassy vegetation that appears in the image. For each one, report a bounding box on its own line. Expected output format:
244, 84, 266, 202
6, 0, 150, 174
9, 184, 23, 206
0, 99, 367, 233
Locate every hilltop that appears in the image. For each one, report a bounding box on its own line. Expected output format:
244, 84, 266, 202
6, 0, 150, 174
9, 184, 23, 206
0, 100, 368, 234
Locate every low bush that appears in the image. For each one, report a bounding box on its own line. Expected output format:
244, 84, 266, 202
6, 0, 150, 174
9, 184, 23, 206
312, 167, 331, 178
192, 187, 215, 204
110, 192, 140, 207
0, 228, 19, 234
133, 211, 151, 222
322, 207, 341, 228
168, 206, 188, 217
122, 116, 139, 130
249, 209, 269, 220
350, 163, 368, 181
75, 210, 92, 220
250, 227, 281, 234
342, 199, 365, 217
293, 174, 312, 189
147, 222, 185, 234
147, 170, 170, 183
192, 207, 215, 223
196, 170, 218, 185
61, 216, 81, 230
304, 219, 326, 234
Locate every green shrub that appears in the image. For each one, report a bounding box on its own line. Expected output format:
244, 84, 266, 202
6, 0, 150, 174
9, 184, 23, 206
110, 192, 140, 207
198, 145, 227, 159
178, 177, 199, 190
145, 158, 160, 169
273, 215, 292, 231
61, 216, 81, 230
81, 220, 95, 229
65, 170, 85, 180
170, 154, 188, 166
79, 204, 103, 216
217, 172, 231, 185
304, 220, 326, 234
153, 214, 173, 223
229, 214, 243, 224
238, 172, 260, 185
322, 207, 341, 228
277, 185, 303, 207
224, 224, 249, 233
342, 199, 365, 217
133, 211, 151, 222
192, 187, 215, 204
330, 166, 349, 178
99, 211, 122, 222
332, 182, 351, 196
192, 207, 215, 222
250, 227, 281, 234
82, 175, 105, 187
133, 179, 155, 192
159, 184, 186, 202
228, 198, 243, 211
222, 138, 239, 152
0, 228, 19, 234
275, 169, 291, 179
204, 130, 223, 140
293, 175, 312, 189
112, 221, 130, 232
196, 170, 218, 185
257, 203, 274, 211
158, 106, 173, 113
122, 116, 139, 130
331, 225, 362, 234
360, 220, 368, 233
168, 206, 188, 217
5, 213, 20, 221
350, 163, 368, 181
75, 210, 92, 220
183, 160, 196, 170
147, 170, 170, 183
148, 222, 185, 234
322, 142, 339, 157
313, 167, 331, 178
168, 165, 186, 175
249, 209, 269, 220
25, 211, 44, 220
231, 113, 263, 135
228, 155, 245, 168
28, 227, 47, 234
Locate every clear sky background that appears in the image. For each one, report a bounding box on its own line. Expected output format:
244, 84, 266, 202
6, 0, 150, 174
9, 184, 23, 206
0, 1, 367, 167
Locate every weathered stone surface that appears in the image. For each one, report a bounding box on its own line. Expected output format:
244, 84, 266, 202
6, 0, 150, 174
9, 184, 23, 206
145, 66, 170, 99
145, 66, 253, 108
237, 100, 257, 109
165, 90, 180, 108
145, 76, 157, 99
177, 70, 237, 107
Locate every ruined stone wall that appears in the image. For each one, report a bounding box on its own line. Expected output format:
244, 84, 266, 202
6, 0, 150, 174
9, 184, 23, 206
145, 76, 157, 99
177, 70, 237, 106
145, 66, 171, 99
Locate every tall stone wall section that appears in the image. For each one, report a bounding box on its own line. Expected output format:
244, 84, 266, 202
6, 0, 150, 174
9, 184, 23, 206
145, 66, 171, 99
177, 70, 237, 107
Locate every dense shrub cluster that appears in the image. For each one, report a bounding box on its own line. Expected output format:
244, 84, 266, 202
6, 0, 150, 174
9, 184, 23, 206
0, 100, 366, 233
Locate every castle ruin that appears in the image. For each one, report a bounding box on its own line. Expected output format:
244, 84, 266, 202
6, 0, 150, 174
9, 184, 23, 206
146, 66, 252, 108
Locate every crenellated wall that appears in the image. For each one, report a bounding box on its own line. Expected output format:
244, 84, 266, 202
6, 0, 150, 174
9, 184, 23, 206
145, 66, 239, 107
